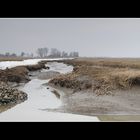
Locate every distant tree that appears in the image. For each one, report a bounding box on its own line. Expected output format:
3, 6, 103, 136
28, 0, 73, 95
57, 50, 61, 57
69, 52, 73, 57
50, 48, 57, 57
37, 48, 44, 58
69, 51, 79, 57
50, 48, 55, 57
62, 51, 68, 57
21, 52, 25, 57
50, 48, 61, 58
74, 52, 79, 57
37, 47, 79, 58
11, 53, 17, 57
36, 47, 49, 58
43, 47, 49, 57
5, 52, 10, 57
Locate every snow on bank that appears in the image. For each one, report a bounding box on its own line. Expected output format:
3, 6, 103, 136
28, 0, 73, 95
42, 62, 73, 74
0, 111, 100, 122
0, 79, 99, 122
0, 58, 73, 70
0, 61, 100, 122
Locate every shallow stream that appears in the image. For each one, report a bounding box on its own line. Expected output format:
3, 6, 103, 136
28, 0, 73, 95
0, 62, 99, 121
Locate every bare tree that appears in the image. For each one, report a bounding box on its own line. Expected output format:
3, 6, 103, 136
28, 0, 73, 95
37, 48, 44, 58
74, 52, 79, 57
30, 53, 34, 58
50, 48, 61, 58
4, 52, 17, 57
37, 47, 78, 58
69, 51, 79, 57
62, 51, 68, 57
21, 52, 25, 57
37, 47, 49, 58
43, 48, 48, 57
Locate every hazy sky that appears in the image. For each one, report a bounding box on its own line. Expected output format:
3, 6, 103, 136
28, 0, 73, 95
0, 18, 140, 57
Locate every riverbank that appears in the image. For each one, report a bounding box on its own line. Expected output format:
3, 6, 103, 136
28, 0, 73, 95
1, 57, 140, 121
48, 58, 140, 116
0, 60, 99, 121
49, 58, 140, 95
0, 60, 48, 108
0, 59, 73, 111
0, 81, 27, 109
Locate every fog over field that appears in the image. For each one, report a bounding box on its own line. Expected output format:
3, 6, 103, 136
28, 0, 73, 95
0, 18, 140, 57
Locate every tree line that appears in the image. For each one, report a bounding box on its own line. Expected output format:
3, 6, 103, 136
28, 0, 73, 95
36, 47, 79, 58
0, 47, 79, 58
0, 52, 34, 58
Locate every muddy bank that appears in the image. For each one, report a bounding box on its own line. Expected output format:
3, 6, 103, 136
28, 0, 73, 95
0, 60, 48, 109
26, 61, 49, 71
48, 83, 140, 115
49, 59, 140, 95
48, 59, 109, 95
0, 66, 30, 83
0, 61, 48, 84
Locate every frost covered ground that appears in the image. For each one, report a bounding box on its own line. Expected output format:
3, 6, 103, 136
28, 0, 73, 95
0, 59, 99, 122
0, 79, 99, 122
0, 58, 73, 70
42, 61, 74, 74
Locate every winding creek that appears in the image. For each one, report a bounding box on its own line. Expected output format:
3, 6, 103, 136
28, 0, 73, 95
0, 61, 99, 121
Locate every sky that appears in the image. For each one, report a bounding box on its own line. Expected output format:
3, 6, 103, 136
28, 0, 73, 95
0, 18, 140, 57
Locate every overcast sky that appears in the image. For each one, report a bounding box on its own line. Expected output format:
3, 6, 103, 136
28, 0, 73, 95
0, 18, 140, 57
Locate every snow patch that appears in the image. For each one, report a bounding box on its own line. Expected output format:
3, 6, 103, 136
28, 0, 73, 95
0, 58, 74, 70
42, 62, 73, 74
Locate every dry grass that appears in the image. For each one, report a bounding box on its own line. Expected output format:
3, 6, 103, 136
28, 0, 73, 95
68, 57, 140, 69
0, 61, 47, 83
0, 57, 36, 62
49, 58, 140, 95
0, 57, 24, 62
0, 66, 30, 83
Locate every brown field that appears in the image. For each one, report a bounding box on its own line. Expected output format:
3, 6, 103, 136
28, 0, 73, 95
48, 57, 140, 117
68, 57, 140, 69
0, 57, 36, 62
0, 57, 24, 62
49, 57, 140, 95
0, 61, 47, 83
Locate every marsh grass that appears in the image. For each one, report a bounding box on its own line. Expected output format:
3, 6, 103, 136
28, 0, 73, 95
0, 57, 24, 62
49, 58, 140, 95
